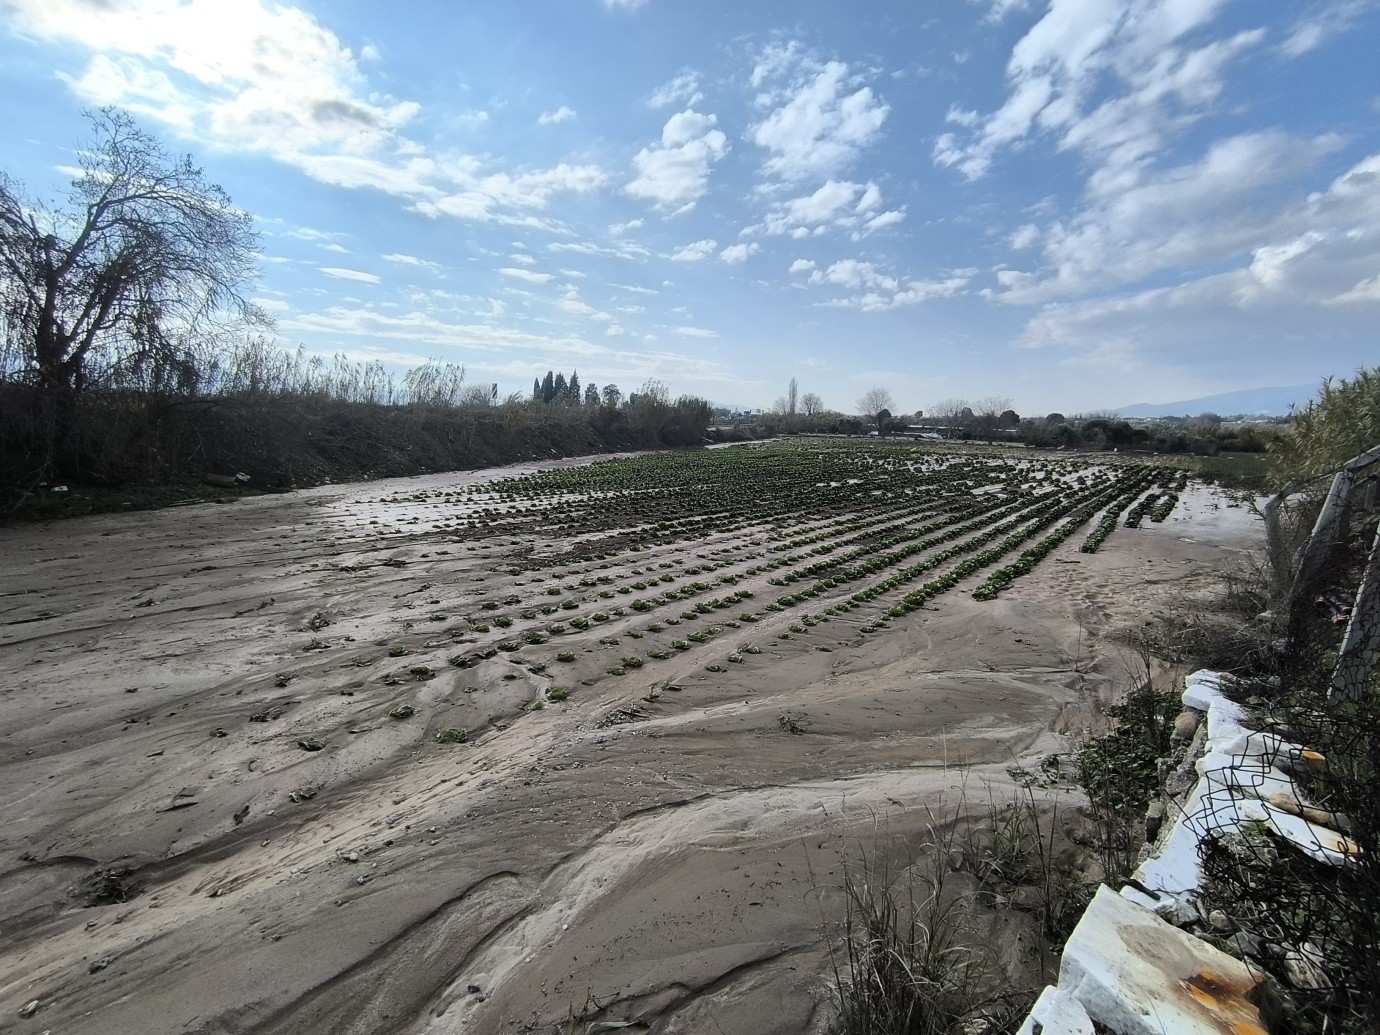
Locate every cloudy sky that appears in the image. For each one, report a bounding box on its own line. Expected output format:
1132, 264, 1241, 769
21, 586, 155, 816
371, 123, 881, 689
2, 0, 1377, 414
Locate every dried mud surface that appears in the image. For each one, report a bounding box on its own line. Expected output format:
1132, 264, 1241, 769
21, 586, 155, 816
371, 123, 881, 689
0, 457, 1259, 1034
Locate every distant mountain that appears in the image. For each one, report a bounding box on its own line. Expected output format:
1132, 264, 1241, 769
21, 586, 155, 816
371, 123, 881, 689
1114, 385, 1316, 419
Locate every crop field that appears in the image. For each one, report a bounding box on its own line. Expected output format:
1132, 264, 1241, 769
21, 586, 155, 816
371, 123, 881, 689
2, 439, 1240, 1035
336, 440, 1187, 714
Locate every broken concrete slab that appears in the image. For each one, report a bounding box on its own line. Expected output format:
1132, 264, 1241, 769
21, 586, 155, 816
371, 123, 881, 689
1060, 886, 1272, 1035
1010, 982, 1092, 1032
1015, 985, 1096, 1035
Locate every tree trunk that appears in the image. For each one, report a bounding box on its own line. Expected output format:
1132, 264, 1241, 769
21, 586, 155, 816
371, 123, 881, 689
1331, 517, 1380, 704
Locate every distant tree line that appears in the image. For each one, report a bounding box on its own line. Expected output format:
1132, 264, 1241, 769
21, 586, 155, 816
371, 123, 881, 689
530, 369, 628, 409
525, 370, 713, 444
718, 378, 1291, 458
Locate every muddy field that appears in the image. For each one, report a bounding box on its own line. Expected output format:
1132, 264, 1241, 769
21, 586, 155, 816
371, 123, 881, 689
0, 442, 1259, 1034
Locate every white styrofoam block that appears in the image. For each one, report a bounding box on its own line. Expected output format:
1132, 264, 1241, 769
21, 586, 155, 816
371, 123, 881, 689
1059, 887, 1270, 1035
1133, 782, 1275, 921
1182, 670, 1227, 711
1212, 729, 1307, 770
1134, 779, 1218, 909
1261, 803, 1361, 866
1118, 884, 1163, 912
1197, 753, 1296, 801
1016, 986, 1097, 1035
1205, 696, 1250, 743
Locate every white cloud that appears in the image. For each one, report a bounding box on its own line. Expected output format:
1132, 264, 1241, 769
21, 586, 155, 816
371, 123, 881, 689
934, 0, 1266, 182
382, 252, 441, 270
1248, 233, 1323, 290
810, 259, 897, 293
13, 0, 615, 228
416, 162, 608, 226
789, 180, 867, 223
499, 267, 555, 283
969, 0, 1030, 24
757, 178, 903, 239
1331, 273, 1380, 305
282, 225, 345, 244
626, 109, 728, 211
751, 50, 890, 182
804, 259, 970, 311
1008, 224, 1041, 250
946, 105, 980, 128
1008, 150, 1380, 377
319, 266, 380, 283
650, 70, 703, 109
22, 0, 422, 160
860, 210, 905, 236
674, 325, 718, 338
1281, 1, 1370, 58
750, 39, 805, 90
604, 0, 648, 9
671, 239, 717, 262
549, 239, 651, 260
537, 105, 577, 125
720, 242, 759, 265
287, 153, 438, 197
609, 218, 645, 234
991, 130, 1346, 303
556, 284, 615, 323
789, 259, 816, 274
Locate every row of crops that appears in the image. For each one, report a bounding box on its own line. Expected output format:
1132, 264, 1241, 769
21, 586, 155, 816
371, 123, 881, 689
347, 441, 1187, 684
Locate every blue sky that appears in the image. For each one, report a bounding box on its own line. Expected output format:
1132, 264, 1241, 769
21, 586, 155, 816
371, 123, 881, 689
2, 0, 1378, 415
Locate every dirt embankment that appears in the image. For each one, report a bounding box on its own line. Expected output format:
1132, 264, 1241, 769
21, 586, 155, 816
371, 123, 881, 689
0, 462, 1259, 1034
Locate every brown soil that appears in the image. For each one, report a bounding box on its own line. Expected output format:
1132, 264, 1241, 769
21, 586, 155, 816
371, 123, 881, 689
0, 459, 1259, 1034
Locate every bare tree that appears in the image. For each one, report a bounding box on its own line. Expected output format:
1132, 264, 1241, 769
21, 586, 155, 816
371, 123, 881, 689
787, 376, 799, 416
801, 392, 824, 416
929, 398, 970, 439
0, 108, 263, 403
857, 387, 894, 421
972, 396, 1013, 443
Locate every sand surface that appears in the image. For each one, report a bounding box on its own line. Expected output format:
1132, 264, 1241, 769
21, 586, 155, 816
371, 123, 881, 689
0, 453, 1260, 1034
